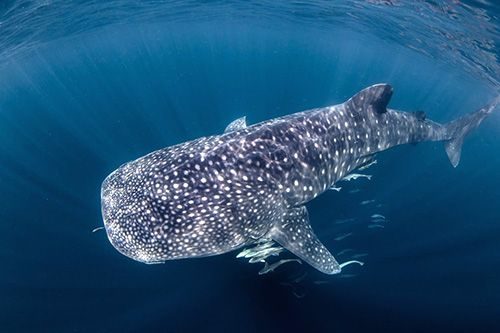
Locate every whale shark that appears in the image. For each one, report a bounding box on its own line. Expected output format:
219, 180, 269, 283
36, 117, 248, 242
101, 84, 498, 274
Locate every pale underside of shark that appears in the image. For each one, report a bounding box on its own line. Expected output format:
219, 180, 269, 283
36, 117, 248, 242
101, 84, 498, 274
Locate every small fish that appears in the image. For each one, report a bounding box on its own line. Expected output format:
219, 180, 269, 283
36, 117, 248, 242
286, 270, 305, 281
247, 248, 286, 263
328, 185, 342, 192
333, 218, 355, 225
342, 173, 372, 181
371, 214, 385, 219
280, 282, 296, 290
249, 241, 275, 252
349, 189, 361, 194
351, 253, 369, 259
358, 160, 377, 171
337, 248, 355, 256
258, 259, 302, 275
292, 272, 308, 283
360, 199, 375, 205
313, 280, 332, 285
334, 232, 353, 241
339, 274, 358, 279
248, 257, 266, 263
339, 260, 364, 269
236, 248, 251, 258
237, 241, 282, 259
371, 218, 387, 223
92, 227, 104, 233
256, 247, 286, 259
368, 224, 385, 228
293, 291, 307, 299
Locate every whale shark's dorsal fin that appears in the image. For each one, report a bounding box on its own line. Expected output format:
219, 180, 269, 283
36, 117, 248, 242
345, 84, 393, 115
270, 206, 340, 275
224, 116, 247, 133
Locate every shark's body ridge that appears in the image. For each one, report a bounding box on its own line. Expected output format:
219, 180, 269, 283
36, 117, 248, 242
101, 84, 497, 274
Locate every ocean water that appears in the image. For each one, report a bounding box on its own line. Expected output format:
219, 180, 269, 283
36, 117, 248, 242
1, 0, 499, 332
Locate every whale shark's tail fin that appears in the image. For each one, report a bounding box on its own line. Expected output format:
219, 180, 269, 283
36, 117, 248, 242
444, 96, 500, 167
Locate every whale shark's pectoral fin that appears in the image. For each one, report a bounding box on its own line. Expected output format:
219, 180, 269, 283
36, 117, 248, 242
224, 116, 247, 133
269, 206, 340, 275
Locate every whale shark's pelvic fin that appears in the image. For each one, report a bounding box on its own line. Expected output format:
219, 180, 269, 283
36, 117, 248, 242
270, 206, 340, 274
224, 116, 247, 133
444, 96, 500, 167
345, 83, 393, 115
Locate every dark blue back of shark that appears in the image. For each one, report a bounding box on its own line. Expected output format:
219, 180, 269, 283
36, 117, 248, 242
101, 84, 495, 274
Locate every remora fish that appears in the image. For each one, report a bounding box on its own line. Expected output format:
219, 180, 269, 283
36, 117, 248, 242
258, 259, 302, 275
358, 159, 377, 171
101, 84, 498, 274
334, 232, 354, 241
341, 173, 372, 181
333, 218, 355, 225
328, 185, 342, 192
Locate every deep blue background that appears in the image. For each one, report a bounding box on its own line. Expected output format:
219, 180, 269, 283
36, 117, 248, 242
0, 1, 499, 332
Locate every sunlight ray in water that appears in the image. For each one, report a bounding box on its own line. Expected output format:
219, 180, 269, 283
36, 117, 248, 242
0, 1, 499, 332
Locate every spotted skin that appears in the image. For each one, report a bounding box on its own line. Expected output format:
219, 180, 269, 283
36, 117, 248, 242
101, 84, 495, 274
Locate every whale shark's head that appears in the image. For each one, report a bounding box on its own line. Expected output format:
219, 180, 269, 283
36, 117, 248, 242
101, 162, 162, 263
101, 152, 283, 264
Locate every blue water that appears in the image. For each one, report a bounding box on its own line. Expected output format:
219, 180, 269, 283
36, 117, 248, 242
1, 1, 499, 332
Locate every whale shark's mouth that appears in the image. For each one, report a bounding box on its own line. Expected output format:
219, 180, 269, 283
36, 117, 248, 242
101, 172, 134, 258
101, 167, 158, 263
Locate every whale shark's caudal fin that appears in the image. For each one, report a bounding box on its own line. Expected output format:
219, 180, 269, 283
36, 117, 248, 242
444, 96, 500, 167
